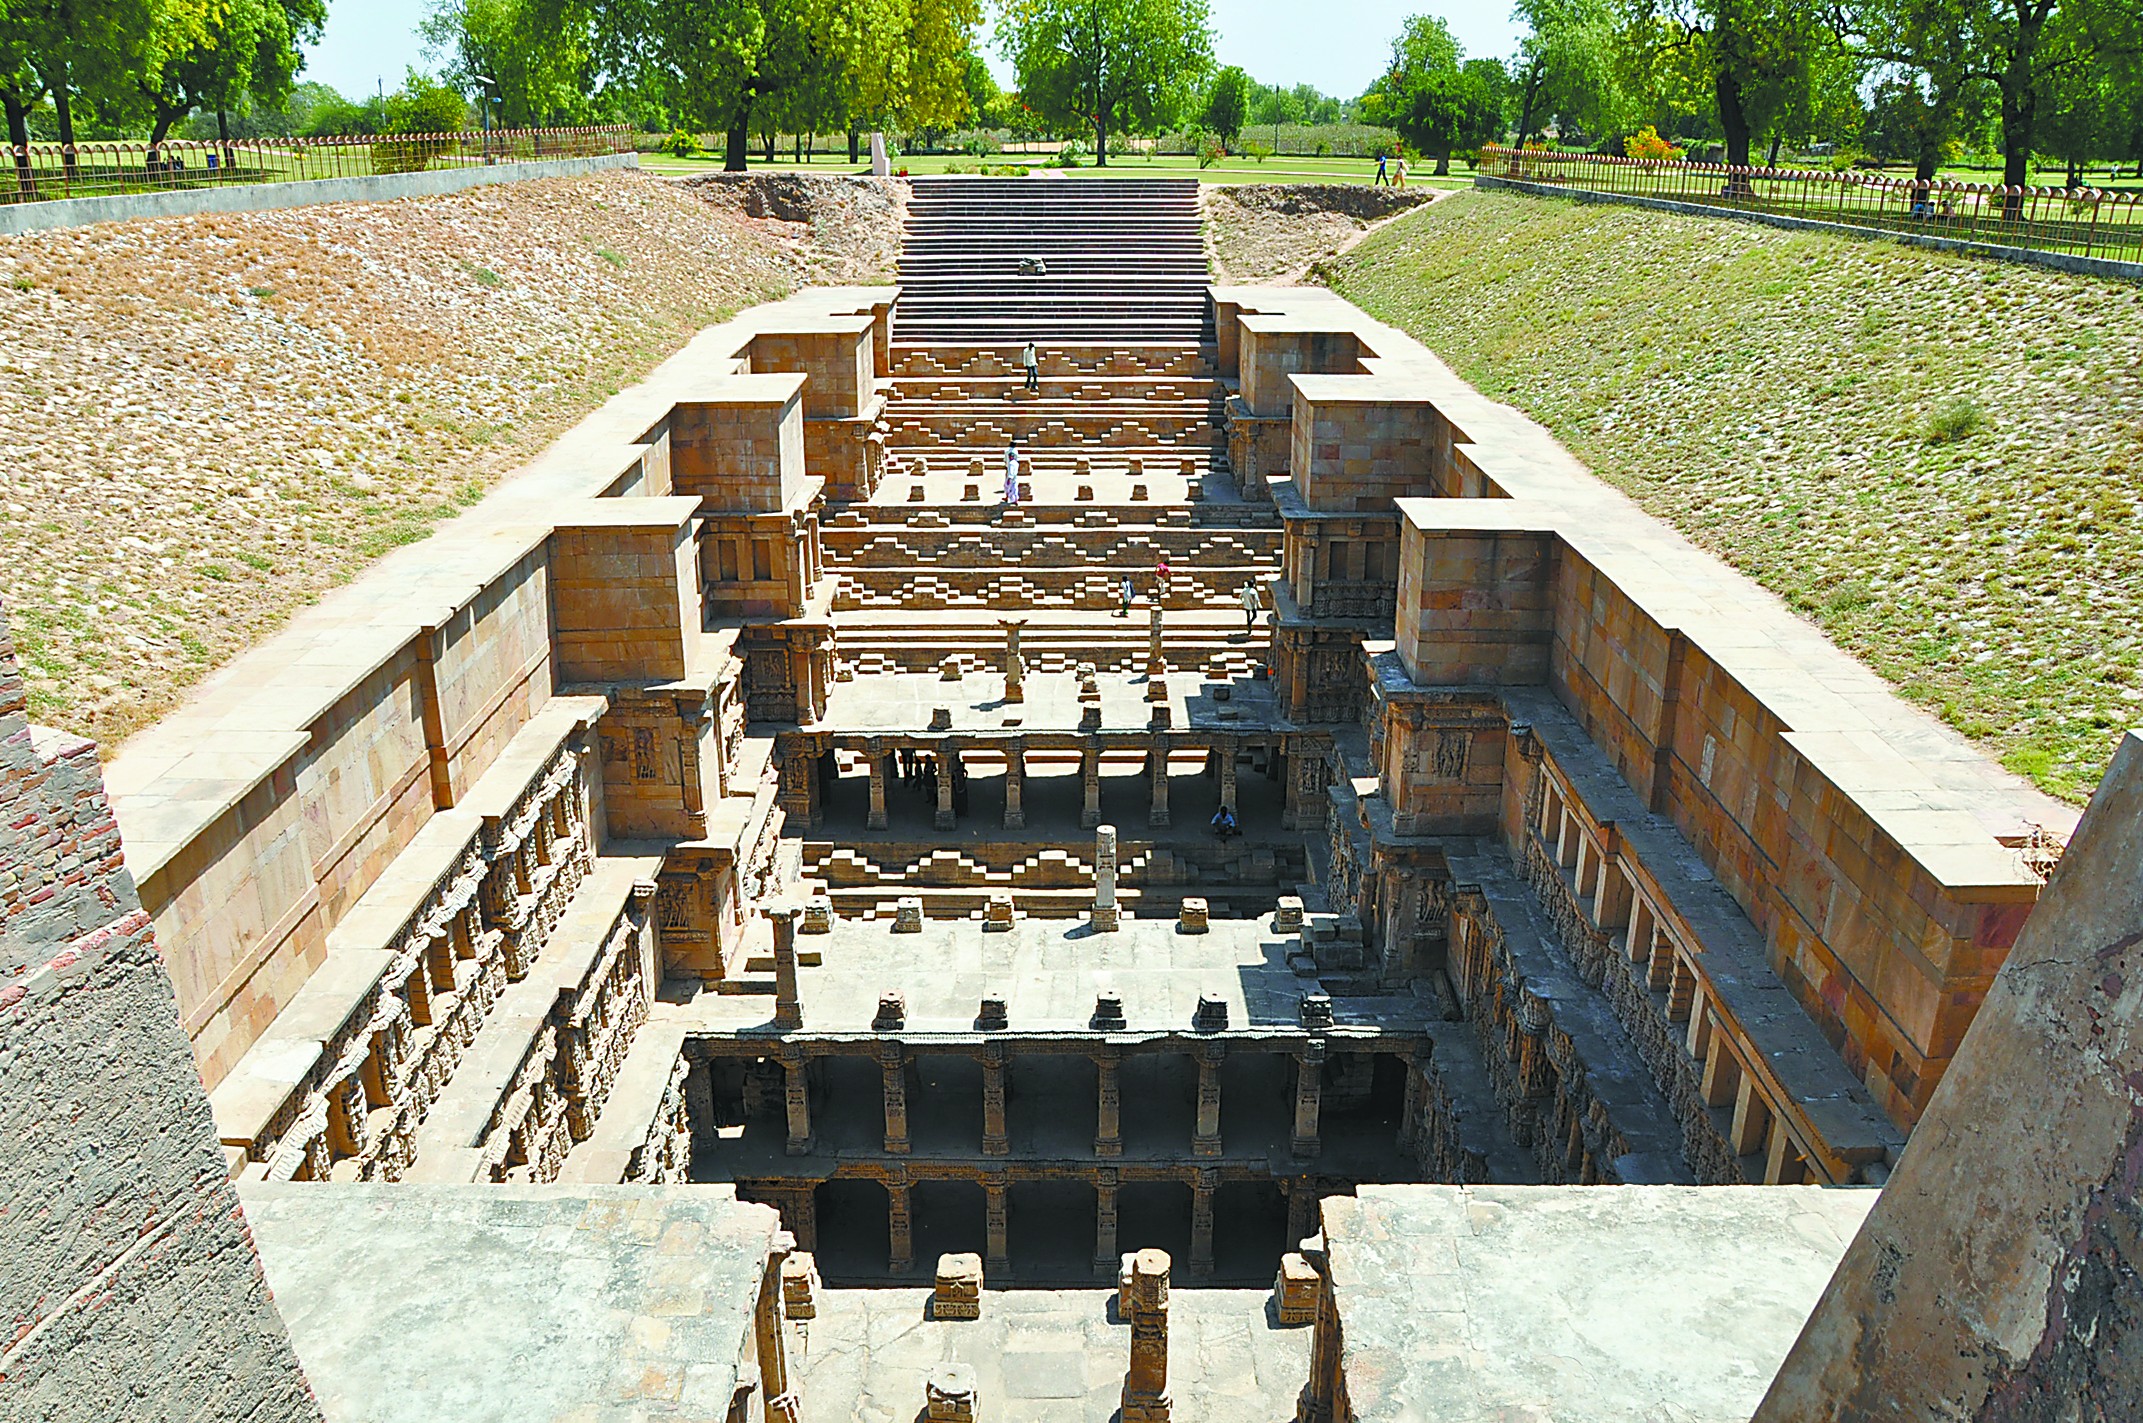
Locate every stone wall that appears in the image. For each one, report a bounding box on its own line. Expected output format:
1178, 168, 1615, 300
0, 597, 319, 1420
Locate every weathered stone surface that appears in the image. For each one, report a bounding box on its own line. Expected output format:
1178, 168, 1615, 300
935, 1252, 983, 1320
244, 1183, 779, 1423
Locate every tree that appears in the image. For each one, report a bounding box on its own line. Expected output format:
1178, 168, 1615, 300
422, 0, 598, 128
1368, 16, 1509, 173
1511, 0, 1632, 145
600, 0, 846, 171
1840, 0, 2142, 191
1202, 63, 1247, 145
997, 0, 1214, 165
0, 0, 215, 188
1623, 0, 1832, 170
137, 0, 328, 148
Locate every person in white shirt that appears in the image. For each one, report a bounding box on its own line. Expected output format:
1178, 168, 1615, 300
1239, 581, 1263, 634
1019, 341, 1040, 392
1003, 442, 1022, 506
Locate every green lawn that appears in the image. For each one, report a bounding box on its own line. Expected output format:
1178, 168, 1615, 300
1325, 189, 2143, 805
636, 150, 1471, 187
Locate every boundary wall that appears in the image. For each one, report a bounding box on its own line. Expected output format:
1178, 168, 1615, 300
1476, 174, 2143, 284
1214, 283, 2074, 1135
0, 151, 638, 237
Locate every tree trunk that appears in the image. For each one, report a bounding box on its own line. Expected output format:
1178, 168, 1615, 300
1717, 65, 1754, 177
1765, 133, 1782, 169
725, 112, 750, 172
763, 130, 776, 163
3, 94, 34, 198
1515, 58, 1544, 149
1094, 115, 1107, 166
218, 109, 236, 174
149, 111, 176, 148
1434, 149, 1451, 176
848, 128, 859, 163
1997, 7, 2050, 211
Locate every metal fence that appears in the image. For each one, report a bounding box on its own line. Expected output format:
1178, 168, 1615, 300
1, 125, 637, 205
1480, 145, 2143, 263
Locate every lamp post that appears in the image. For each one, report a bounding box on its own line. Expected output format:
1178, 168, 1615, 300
471, 74, 498, 164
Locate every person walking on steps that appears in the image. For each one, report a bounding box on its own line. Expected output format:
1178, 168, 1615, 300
1020, 340, 1040, 393
1238, 581, 1263, 635
1003, 442, 1022, 507
1117, 573, 1134, 618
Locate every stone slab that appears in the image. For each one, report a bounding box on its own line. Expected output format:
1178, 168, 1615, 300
239, 1182, 779, 1423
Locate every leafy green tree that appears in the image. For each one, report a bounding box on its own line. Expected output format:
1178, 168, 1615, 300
137, 0, 327, 147
1622, 0, 1833, 170
997, 0, 1214, 165
423, 0, 599, 127
600, 0, 845, 171
0, 0, 213, 185
1202, 62, 1247, 145
385, 70, 471, 132
1511, 0, 1634, 145
1368, 16, 1508, 173
1840, 0, 2141, 191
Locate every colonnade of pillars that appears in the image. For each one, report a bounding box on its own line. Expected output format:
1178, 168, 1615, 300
749, 1169, 1327, 1282
853, 736, 1249, 832
756, 1040, 1345, 1161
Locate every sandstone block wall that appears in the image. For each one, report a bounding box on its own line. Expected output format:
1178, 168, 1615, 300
670, 378, 807, 513
0, 598, 319, 1421
552, 501, 702, 685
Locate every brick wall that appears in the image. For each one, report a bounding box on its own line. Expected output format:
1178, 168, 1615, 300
0, 597, 319, 1420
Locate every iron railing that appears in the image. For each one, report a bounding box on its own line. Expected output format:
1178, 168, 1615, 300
1479, 145, 2143, 263
1, 125, 636, 205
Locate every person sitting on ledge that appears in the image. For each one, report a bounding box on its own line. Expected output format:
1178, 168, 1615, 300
1210, 805, 1239, 838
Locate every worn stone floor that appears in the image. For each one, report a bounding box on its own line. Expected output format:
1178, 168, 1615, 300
789, 1287, 1309, 1423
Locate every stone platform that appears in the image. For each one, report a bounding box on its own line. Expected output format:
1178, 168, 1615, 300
792, 1286, 1308, 1423
1314, 1184, 1878, 1423
241, 1183, 782, 1423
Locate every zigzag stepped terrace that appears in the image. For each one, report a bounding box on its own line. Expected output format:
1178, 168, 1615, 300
6, 175, 2133, 1422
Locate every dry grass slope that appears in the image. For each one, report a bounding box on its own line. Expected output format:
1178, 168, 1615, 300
1328, 190, 2143, 803
0, 170, 900, 744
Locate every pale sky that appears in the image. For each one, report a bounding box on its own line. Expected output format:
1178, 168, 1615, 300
303, 1, 1527, 106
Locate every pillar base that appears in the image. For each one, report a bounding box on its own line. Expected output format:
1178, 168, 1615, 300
1147, 809, 1171, 828
1291, 1136, 1322, 1160
1193, 1135, 1222, 1158
1095, 1137, 1123, 1157
935, 809, 957, 830
1123, 1394, 1174, 1423
1091, 907, 1120, 932
1004, 810, 1026, 830
986, 1254, 1011, 1279
785, 1134, 814, 1157
890, 1255, 915, 1275
983, 1135, 1009, 1156
866, 810, 889, 831
885, 1137, 911, 1155
1081, 808, 1102, 829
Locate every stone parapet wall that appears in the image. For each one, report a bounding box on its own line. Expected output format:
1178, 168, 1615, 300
1215, 282, 2070, 1126
0, 598, 319, 1420
104, 287, 895, 1090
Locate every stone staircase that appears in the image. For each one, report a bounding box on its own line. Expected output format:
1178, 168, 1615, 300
894, 177, 1208, 344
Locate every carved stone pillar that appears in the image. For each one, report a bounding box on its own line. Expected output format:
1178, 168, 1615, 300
1285, 1177, 1319, 1248
936, 743, 958, 831
1148, 736, 1171, 827
778, 1045, 812, 1156
1093, 1167, 1121, 1276
771, 904, 803, 1030
1294, 1239, 1339, 1423
887, 1169, 915, 1274
1121, 1249, 1174, 1422
887, 1165, 912, 1277
1192, 1045, 1223, 1157
1081, 744, 1102, 829
881, 1041, 910, 1154
756, 1231, 802, 1423
1092, 824, 1121, 933
982, 1046, 1009, 1155
1292, 1041, 1324, 1159
1095, 1046, 1123, 1156
1003, 740, 1026, 830
1002, 617, 1026, 704
984, 1171, 1010, 1277
866, 739, 889, 831
1218, 737, 1238, 814
1189, 1170, 1216, 1280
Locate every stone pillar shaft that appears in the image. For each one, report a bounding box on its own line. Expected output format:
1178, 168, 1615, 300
882, 1045, 910, 1154
780, 1050, 812, 1156
1193, 1048, 1222, 1157
887, 1177, 914, 1274
1092, 824, 1121, 932
1081, 746, 1103, 829
1004, 743, 1025, 830
1218, 739, 1238, 814
1292, 1048, 1323, 1159
867, 749, 889, 831
756, 1234, 801, 1422
984, 1177, 1010, 1277
772, 906, 803, 1030
936, 745, 958, 830
1148, 739, 1171, 827
982, 1051, 1009, 1156
1093, 1172, 1120, 1276
1190, 1173, 1216, 1279
1095, 1050, 1123, 1156
1122, 1249, 1174, 1422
